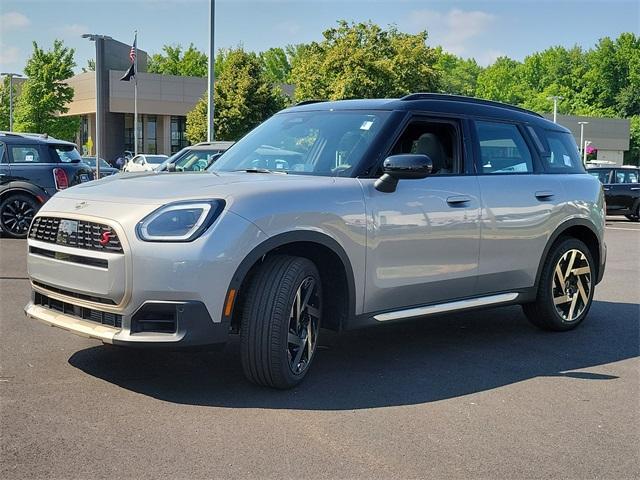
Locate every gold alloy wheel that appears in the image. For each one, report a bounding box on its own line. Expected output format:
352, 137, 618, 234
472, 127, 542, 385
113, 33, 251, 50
552, 249, 592, 322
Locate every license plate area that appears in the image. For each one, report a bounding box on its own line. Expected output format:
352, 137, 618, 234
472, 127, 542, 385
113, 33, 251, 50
57, 219, 78, 245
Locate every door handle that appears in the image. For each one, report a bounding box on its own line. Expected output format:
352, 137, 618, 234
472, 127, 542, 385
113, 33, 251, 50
603, 187, 610, 191
446, 195, 471, 205
535, 191, 555, 200
630, 187, 640, 190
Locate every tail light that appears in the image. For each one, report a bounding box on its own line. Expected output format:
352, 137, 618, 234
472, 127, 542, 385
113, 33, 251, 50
53, 168, 69, 190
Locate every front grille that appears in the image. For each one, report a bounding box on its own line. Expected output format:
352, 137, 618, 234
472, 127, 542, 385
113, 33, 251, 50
29, 217, 124, 254
29, 246, 108, 269
33, 280, 116, 305
34, 291, 122, 328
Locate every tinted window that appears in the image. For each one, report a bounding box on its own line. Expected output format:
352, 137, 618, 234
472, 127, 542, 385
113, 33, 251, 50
588, 169, 613, 184
390, 121, 460, 174
475, 121, 533, 174
615, 169, 639, 184
49, 145, 82, 163
539, 130, 584, 173
10, 146, 42, 163
0, 143, 5, 163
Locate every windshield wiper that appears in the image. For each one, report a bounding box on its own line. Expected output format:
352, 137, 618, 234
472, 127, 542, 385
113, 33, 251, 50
233, 168, 287, 174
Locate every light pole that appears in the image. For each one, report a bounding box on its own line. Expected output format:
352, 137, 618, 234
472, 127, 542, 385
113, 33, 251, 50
547, 95, 563, 123
583, 140, 592, 164
207, 0, 215, 141
82, 34, 112, 180
578, 121, 589, 159
1, 72, 23, 131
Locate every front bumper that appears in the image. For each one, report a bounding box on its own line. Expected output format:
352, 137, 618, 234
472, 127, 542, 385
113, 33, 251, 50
25, 295, 229, 348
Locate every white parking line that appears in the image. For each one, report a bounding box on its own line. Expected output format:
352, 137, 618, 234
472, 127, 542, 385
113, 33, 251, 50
606, 227, 640, 231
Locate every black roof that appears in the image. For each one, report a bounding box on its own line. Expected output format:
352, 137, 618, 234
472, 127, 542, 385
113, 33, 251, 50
0, 132, 77, 146
286, 93, 565, 132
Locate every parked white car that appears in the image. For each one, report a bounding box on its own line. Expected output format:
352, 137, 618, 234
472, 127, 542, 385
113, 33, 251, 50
123, 154, 168, 173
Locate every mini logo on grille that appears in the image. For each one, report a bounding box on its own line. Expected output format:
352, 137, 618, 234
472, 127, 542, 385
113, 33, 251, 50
99, 231, 112, 246
75, 201, 88, 210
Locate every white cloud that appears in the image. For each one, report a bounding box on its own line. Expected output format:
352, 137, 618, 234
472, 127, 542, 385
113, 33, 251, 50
0, 11, 30, 30
58, 24, 90, 36
408, 8, 496, 56
0, 43, 20, 66
477, 49, 506, 66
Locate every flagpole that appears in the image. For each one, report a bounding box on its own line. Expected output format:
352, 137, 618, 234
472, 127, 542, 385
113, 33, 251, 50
134, 30, 139, 156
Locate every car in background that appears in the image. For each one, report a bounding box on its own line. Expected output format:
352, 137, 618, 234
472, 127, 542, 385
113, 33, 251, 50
157, 141, 234, 172
81, 156, 119, 178
0, 132, 93, 238
588, 165, 640, 221
123, 154, 168, 173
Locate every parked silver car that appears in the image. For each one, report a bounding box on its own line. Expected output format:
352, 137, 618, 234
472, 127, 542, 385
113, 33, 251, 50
24, 94, 606, 389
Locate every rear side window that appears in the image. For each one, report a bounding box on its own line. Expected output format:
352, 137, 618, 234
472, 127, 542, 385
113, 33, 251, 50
539, 130, 584, 173
615, 169, 639, 184
10, 146, 42, 163
0, 143, 5, 163
475, 121, 533, 174
49, 145, 82, 163
588, 169, 613, 184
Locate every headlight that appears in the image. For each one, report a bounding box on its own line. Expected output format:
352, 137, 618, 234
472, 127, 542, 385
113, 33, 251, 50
137, 200, 225, 242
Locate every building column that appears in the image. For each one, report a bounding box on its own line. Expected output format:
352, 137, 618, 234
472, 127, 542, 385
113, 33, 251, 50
161, 115, 172, 155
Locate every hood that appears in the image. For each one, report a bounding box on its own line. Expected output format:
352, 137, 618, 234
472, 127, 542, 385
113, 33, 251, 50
54, 171, 336, 205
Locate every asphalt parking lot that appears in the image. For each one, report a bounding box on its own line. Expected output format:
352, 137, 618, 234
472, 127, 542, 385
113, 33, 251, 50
1, 218, 638, 479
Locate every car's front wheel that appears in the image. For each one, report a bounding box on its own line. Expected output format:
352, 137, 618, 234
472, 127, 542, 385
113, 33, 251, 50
523, 238, 595, 331
240, 255, 322, 389
0, 194, 39, 239
625, 204, 639, 222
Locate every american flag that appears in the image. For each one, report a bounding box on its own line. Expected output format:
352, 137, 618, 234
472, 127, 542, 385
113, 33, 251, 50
120, 32, 137, 82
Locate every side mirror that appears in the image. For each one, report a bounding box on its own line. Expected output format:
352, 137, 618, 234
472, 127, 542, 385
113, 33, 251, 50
374, 154, 433, 192
166, 163, 177, 172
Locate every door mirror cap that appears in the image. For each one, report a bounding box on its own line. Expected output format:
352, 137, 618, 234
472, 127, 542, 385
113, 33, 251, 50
166, 162, 177, 172
375, 154, 433, 192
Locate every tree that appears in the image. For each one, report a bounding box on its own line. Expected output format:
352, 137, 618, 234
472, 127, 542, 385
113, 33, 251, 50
148, 43, 208, 77
260, 47, 291, 83
434, 49, 481, 96
13, 40, 79, 140
625, 116, 640, 165
290, 21, 440, 101
475, 56, 529, 105
0, 76, 15, 131
186, 48, 287, 142
82, 59, 95, 73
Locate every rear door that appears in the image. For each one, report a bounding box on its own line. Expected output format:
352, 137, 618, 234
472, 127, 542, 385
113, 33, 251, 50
608, 168, 640, 213
6, 144, 57, 196
474, 120, 566, 293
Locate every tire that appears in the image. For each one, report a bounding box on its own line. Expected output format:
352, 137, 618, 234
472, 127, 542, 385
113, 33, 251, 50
0, 194, 39, 239
240, 255, 322, 389
523, 238, 595, 331
625, 205, 639, 222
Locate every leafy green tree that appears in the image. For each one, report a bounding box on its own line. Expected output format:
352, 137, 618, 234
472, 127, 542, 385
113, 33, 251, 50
13, 40, 79, 140
290, 21, 440, 101
434, 49, 481, 96
82, 59, 96, 72
186, 48, 287, 142
148, 43, 208, 77
475, 56, 528, 105
0, 76, 16, 131
260, 47, 291, 83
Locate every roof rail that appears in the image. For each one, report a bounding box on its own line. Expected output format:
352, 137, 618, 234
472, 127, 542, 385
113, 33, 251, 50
400, 93, 542, 118
0, 131, 50, 139
295, 99, 328, 106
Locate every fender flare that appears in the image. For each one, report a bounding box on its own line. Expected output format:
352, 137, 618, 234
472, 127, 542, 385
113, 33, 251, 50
0, 182, 49, 204
224, 230, 357, 327
533, 217, 602, 289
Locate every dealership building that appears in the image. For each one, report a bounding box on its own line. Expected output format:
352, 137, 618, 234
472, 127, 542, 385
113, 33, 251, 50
62, 38, 206, 161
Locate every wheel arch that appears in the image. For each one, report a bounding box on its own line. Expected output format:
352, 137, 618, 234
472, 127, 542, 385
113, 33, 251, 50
224, 231, 357, 332
0, 183, 48, 205
535, 218, 603, 289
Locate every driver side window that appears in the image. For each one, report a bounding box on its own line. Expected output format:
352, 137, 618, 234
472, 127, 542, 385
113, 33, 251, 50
389, 120, 460, 175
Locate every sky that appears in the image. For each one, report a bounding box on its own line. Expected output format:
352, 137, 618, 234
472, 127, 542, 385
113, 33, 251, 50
1, 0, 638, 74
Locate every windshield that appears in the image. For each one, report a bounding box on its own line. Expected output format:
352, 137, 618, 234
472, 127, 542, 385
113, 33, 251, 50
172, 150, 222, 171
51, 145, 82, 163
83, 157, 111, 168
210, 110, 391, 176
146, 155, 168, 165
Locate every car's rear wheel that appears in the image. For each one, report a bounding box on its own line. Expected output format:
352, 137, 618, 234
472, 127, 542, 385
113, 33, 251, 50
523, 238, 595, 331
240, 255, 322, 389
0, 194, 39, 239
625, 204, 639, 222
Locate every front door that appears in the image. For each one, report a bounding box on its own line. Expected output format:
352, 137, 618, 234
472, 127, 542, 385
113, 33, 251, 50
608, 168, 640, 213
361, 117, 481, 314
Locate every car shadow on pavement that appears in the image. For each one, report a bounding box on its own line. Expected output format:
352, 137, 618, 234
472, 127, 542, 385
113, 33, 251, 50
68, 300, 639, 410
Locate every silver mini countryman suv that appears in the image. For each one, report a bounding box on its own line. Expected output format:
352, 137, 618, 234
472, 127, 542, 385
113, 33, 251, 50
25, 94, 606, 389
